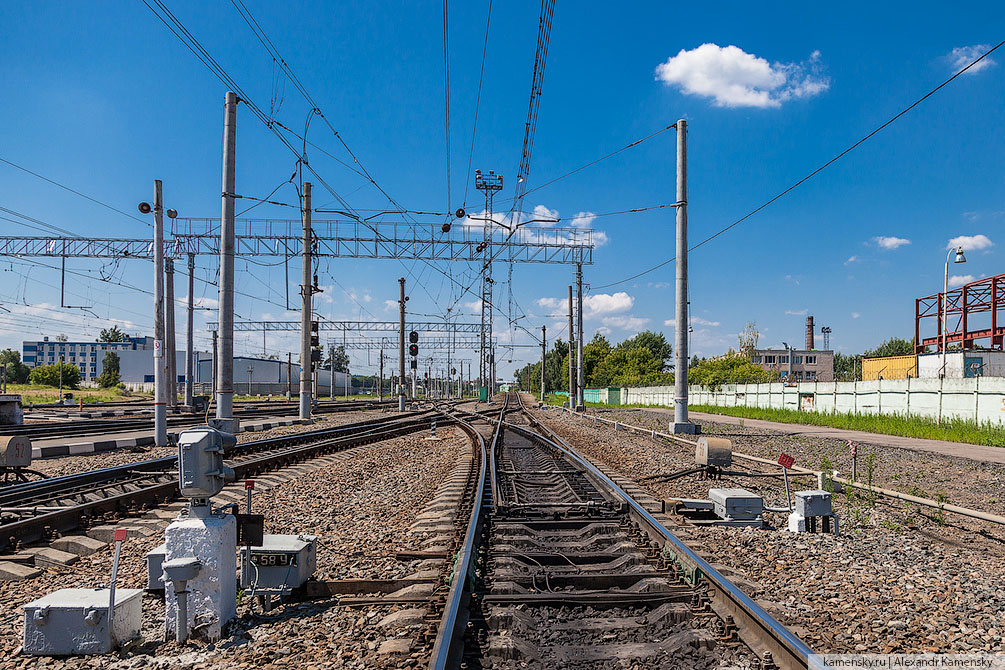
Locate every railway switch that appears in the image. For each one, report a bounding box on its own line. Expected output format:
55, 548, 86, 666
788, 490, 839, 536
695, 436, 732, 468
177, 426, 236, 503
240, 534, 317, 610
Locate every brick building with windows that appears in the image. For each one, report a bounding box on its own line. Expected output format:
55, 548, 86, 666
22, 336, 155, 384
750, 348, 834, 381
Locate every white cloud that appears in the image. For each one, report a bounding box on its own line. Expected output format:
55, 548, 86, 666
654, 43, 828, 108
851, 312, 861, 319
569, 211, 596, 228
873, 236, 911, 250
601, 315, 650, 331
949, 274, 976, 288
464, 300, 483, 312
536, 292, 633, 319
382, 299, 397, 313
947, 234, 993, 251
596, 326, 612, 336
784, 309, 808, 316
844, 256, 858, 266
948, 45, 997, 74
647, 281, 670, 289
664, 317, 720, 327
179, 295, 219, 310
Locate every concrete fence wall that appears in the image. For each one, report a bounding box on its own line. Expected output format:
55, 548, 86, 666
622, 377, 1005, 425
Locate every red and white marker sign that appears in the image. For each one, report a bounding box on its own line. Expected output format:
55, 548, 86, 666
848, 440, 857, 457
245, 480, 255, 490
777, 453, 795, 469
113, 528, 127, 542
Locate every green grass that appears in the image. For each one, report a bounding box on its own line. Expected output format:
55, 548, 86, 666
688, 403, 1005, 447
7, 384, 137, 405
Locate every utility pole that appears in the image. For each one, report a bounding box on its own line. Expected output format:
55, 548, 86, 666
475, 170, 503, 398
287, 351, 292, 401
671, 118, 697, 434
152, 180, 167, 446
398, 277, 406, 411
165, 257, 177, 408
216, 90, 238, 430
541, 325, 547, 403
567, 285, 575, 409
184, 253, 195, 407
575, 263, 585, 411
330, 344, 335, 401
379, 349, 384, 401
211, 330, 218, 401
299, 182, 313, 419
344, 328, 349, 400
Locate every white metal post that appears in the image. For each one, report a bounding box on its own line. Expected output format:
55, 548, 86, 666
184, 253, 195, 406
216, 91, 237, 425
299, 182, 313, 419
153, 180, 167, 446
671, 119, 697, 434
165, 257, 177, 408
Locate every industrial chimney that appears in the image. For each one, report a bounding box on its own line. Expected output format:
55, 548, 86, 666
806, 316, 815, 350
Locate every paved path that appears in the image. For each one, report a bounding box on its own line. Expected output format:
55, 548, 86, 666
646, 408, 1005, 465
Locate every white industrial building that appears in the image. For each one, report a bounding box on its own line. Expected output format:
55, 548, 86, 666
917, 351, 1005, 379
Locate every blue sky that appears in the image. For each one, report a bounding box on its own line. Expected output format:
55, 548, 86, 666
1, 1, 1002, 378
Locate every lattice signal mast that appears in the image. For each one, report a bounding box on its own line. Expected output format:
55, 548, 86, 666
475, 170, 503, 393
821, 326, 831, 350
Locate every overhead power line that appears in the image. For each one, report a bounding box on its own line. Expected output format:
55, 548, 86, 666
511, 0, 556, 217
461, 0, 493, 210
443, 0, 452, 217
592, 39, 1005, 291
0, 157, 150, 227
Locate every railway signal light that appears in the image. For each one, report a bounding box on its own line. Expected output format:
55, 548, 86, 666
408, 344, 419, 357
410, 359, 417, 370
409, 331, 419, 344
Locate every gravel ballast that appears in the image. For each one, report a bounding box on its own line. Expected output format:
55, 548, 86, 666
0, 425, 467, 669
532, 407, 1005, 654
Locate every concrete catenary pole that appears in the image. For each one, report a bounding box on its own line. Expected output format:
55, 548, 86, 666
567, 285, 575, 409
330, 344, 335, 401
671, 118, 697, 434
211, 330, 218, 399
184, 253, 195, 406
541, 325, 547, 402
398, 277, 406, 411
576, 264, 585, 411
165, 257, 177, 408
152, 180, 167, 446
216, 91, 237, 427
379, 349, 384, 402
299, 182, 313, 419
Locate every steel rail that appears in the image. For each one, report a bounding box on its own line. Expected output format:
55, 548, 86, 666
2, 401, 398, 439
0, 409, 451, 552
425, 401, 496, 670
563, 407, 1005, 528
522, 398, 812, 670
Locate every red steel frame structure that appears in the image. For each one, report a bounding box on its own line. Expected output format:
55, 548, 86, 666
915, 272, 1005, 354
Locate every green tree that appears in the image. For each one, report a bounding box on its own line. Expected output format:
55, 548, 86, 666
582, 332, 612, 386
98, 326, 127, 343
862, 337, 914, 358
690, 354, 779, 390
0, 349, 31, 384
30, 362, 81, 389
615, 331, 672, 371
96, 351, 121, 388
323, 345, 350, 373
833, 352, 861, 382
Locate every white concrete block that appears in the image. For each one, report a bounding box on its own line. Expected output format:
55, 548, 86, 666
22, 588, 143, 655
164, 514, 237, 641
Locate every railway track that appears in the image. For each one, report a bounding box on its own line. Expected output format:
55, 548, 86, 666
0, 405, 449, 553
428, 393, 812, 670
1, 400, 398, 440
